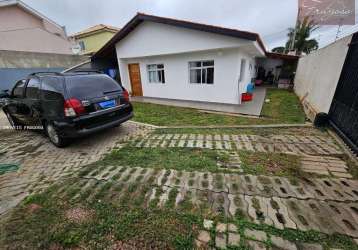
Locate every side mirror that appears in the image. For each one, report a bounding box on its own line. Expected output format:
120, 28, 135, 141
0, 90, 10, 98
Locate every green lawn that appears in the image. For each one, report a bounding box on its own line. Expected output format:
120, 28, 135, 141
132, 89, 306, 126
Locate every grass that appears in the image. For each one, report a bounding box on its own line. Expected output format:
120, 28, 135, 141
261, 89, 306, 123
238, 151, 304, 180
132, 89, 306, 126
1, 184, 200, 249
92, 146, 230, 172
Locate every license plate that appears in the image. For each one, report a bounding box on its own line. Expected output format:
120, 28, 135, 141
99, 99, 116, 109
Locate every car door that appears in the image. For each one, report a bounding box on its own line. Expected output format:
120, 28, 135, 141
23, 77, 42, 126
6, 79, 27, 122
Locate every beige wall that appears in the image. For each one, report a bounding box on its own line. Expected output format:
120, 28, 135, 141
294, 35, 352, 121
0, 5, 72, 54
0, 6, 42, 31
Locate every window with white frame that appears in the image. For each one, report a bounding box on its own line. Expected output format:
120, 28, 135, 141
189, 60, 214, 84
147, 64, 165, 83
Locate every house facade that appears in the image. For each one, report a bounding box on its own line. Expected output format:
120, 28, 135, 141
0, 0, 73, 54
70, 25, 120, 55
93, 14, 266, 105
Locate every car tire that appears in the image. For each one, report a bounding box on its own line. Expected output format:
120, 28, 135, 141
45, 122, 68, 148
3, 110, 24, 130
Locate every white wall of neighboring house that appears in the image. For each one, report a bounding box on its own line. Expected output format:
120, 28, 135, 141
115, 21, 263, 105
294, 35, 352, 120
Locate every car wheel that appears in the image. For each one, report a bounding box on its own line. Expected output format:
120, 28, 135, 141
45, 123, 68, 148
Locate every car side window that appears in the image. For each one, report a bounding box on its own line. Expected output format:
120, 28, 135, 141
25, 78, 41, 99
12, 80, 26, 98
41, 77, 65, 101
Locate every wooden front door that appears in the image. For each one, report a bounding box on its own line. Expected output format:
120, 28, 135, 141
128, 64, 143, 96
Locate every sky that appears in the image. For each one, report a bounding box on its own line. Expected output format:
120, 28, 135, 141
22, 0, 358, 51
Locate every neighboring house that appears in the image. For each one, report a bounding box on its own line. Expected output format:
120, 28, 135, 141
93, 13, 266, 105
70, 24, 120, 55
0, 0, 73, 54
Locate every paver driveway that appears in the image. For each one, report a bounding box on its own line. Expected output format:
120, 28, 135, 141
1, 109, 358, 249
0, 111, 151, 216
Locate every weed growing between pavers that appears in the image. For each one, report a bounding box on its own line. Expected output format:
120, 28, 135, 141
232, 216, 358, 250
92, 146, 230, 173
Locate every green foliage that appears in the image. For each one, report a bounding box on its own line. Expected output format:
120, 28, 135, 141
286, 16, 319, 55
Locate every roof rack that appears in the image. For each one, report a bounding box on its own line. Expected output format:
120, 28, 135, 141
71, 70, 103, 74
30, 72, 63, 76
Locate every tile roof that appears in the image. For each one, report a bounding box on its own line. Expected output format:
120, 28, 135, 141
71, 24, 120, 38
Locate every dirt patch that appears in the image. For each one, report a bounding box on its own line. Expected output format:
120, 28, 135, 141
27, 203, 42, 214
49, 243, 64, 250
65, 207, 94, 224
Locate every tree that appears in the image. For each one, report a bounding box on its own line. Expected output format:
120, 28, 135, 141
272, 46, 286, 53
271, 16, 319, 55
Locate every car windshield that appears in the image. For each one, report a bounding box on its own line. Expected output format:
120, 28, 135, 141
65, 75, 122, 100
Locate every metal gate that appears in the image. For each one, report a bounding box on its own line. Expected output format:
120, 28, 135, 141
329, 33, 358, 154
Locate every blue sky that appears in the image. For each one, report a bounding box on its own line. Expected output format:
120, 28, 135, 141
22, 0, 358, 50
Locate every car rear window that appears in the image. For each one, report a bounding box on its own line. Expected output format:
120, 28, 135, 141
65, 75, 122, 100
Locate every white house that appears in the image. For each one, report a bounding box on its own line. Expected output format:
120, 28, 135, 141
93, 13, 269, 105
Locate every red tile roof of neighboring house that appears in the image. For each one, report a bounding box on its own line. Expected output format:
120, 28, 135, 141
71, 24, 120, 39
92, 13, 267, 59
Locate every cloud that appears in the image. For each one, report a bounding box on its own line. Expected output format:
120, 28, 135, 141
21, 0, 358, 50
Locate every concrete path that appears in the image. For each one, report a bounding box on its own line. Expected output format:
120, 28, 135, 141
132, 87, 267, 116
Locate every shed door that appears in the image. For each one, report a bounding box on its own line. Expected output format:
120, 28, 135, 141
329, 33, 358, 153
128, 64, 143, 96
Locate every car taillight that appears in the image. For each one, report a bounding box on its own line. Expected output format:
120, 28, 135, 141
64, 98, 85, 117
123, 89, 130, 102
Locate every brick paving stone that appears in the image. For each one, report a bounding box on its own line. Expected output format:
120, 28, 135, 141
228, 223, 238, 232
216, 223, 227, 233
196, 140, 204, 148
271, 236, 297, 250
215, 233, 227, 249
331, 172, 353, 179
244, 229, 267, 242
197, 230, 211, 243
228, 233, 240, 246
247, 240, 267, 250
178, 140, 186, 147
187, 140, 194, 147
297, 243, 324, 250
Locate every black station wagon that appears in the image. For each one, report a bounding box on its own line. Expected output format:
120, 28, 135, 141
0, 72, 133, 147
